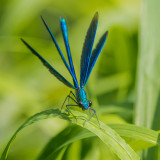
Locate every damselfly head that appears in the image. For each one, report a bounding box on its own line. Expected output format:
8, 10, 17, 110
79, 100, 92, 111
89, 100, 92, 107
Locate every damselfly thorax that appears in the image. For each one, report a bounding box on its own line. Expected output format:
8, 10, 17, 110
75, 88, 92, 111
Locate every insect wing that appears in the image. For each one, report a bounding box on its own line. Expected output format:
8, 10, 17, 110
60, 18, 79, 88
84, 31, 108, 86
41, 16, 78, 88
21, 38, 75, 89
80, 12, 98, 87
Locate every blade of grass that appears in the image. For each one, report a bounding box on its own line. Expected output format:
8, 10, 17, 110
135, 0, 160, 158
2, 109, 160, 159
38, 123, 160, 159
109, 124, 160, 151
37, 125, 93, 160
0, 109, 140, 160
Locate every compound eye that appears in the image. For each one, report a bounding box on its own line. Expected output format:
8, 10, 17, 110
89, 101, 92, 107
79, 101, 83, 107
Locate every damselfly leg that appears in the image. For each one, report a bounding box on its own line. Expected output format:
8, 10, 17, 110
60, 91, 78, 122
83, 107, 101, 128
61, 91, 77, 110
66, 104, 78, 122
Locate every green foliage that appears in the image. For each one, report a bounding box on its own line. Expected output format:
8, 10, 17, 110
0, 0, 160, 159
135, 0, 160, 159
1, 109, 160, 160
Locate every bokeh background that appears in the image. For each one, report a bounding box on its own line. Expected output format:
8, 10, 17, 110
1, 0, 159, 159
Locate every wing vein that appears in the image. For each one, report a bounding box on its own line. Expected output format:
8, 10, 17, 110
60, 19, 79, 88
80, 12, 98, 87
41, 16, 78, 88
84, 31, 108, 86
21, 39, 75, 89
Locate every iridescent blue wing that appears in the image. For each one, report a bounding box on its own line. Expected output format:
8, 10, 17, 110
80, 12, 98, 87
83, 31, 108, 86
41, 16, 78, 89
21, 38, 75, 89
60, 18, 79, 88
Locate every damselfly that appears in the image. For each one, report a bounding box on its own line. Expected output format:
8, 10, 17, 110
21, 12, 108, 127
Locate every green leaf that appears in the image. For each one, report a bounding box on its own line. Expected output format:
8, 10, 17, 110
38, 123, 160, 159
1, 109, 140, 160
2, 109, 159, 159
0, 109, 62, 160
37, 125, 93, 160
2, 108, 160, 159
135, 0, 160, 158
109, 124, 160, 151
71, 112, 140, 160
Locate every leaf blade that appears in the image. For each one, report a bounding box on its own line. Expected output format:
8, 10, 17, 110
1, 109, 140, 160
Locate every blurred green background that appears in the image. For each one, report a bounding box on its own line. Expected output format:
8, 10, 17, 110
0, 0, 145, 159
